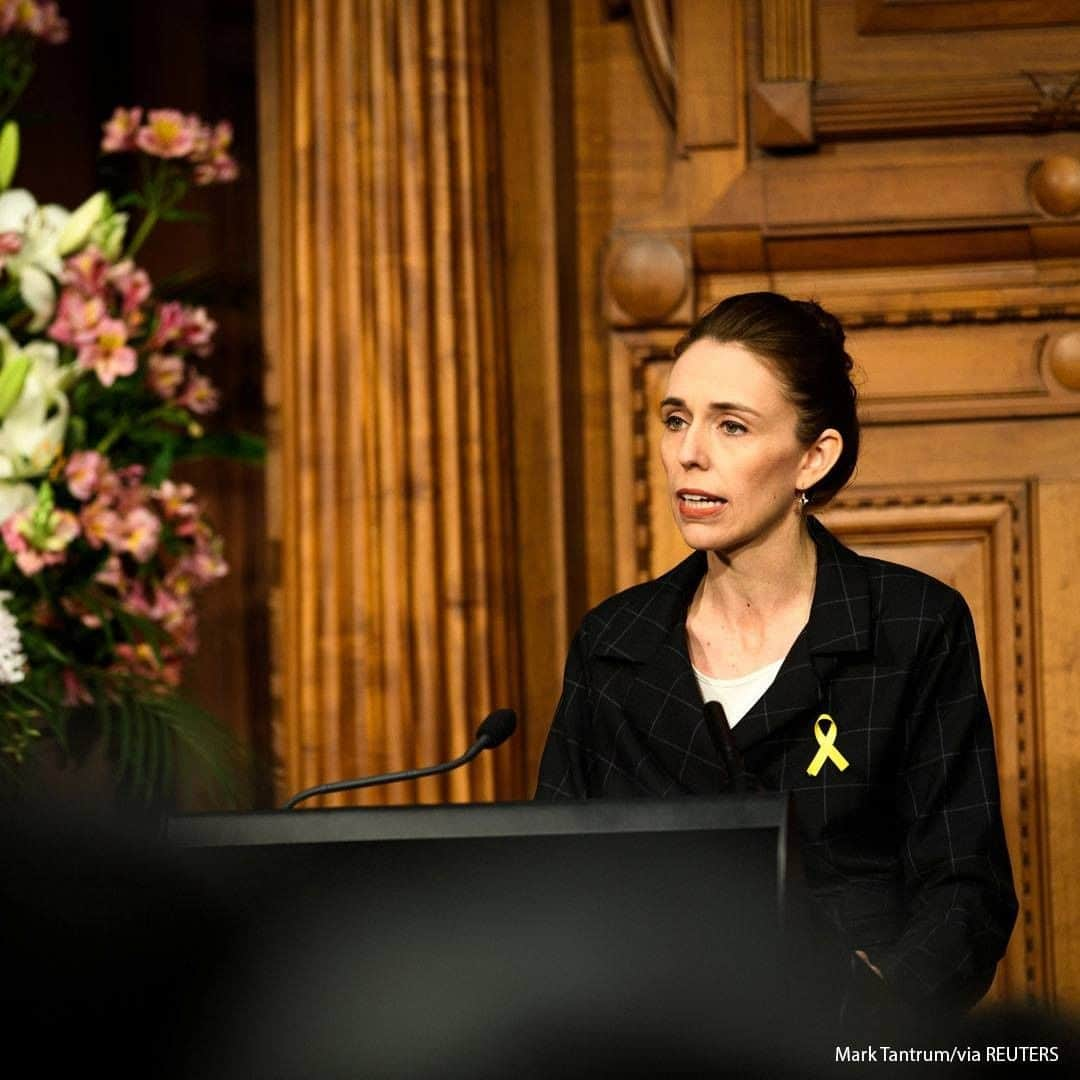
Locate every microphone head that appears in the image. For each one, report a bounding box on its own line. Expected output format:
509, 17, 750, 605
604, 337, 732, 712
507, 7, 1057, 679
474, 708, 517, 749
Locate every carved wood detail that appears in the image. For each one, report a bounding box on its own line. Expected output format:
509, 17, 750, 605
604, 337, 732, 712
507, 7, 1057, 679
258, 0, 522, 807
760, 0, 814, 81
810, 72, 1080, 143
629, 0, 676, 128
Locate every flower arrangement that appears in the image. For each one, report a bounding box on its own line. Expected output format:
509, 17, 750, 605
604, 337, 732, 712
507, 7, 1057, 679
0, 5, 261, 803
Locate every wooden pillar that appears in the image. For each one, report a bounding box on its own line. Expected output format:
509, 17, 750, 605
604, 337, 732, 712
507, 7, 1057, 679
257, 0, 523, 805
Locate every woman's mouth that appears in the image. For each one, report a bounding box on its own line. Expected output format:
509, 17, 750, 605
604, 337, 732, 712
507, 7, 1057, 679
676, 490, 728, 520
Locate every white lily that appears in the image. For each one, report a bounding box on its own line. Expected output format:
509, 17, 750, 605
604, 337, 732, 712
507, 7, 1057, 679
0, 326, 71, 482
0, 188, 73, 330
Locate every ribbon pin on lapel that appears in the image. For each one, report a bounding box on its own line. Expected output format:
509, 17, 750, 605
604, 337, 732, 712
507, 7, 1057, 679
806, 713, 849, 776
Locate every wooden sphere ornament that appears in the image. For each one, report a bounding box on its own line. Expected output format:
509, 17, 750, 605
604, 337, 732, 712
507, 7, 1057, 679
607, 235, 688, 324
1030, 155, 1080, 218
1047, 331, 1080, 391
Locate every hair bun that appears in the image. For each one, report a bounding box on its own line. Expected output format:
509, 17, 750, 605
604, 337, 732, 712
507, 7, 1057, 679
799, 299, 846, 351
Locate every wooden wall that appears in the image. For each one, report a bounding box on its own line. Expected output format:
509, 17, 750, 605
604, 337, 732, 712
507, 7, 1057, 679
257, 0, 1080, 1011
556, 0, 1080, 1013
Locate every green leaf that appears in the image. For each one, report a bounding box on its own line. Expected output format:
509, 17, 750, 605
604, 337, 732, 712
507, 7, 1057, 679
158, 208, 211, 224
175, 430, 266, 463
0, 119, 18, 190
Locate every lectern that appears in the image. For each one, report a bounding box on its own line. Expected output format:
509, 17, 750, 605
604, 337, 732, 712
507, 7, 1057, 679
157, 794, 846, 1078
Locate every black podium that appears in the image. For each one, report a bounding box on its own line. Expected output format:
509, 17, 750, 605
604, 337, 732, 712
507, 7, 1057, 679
152, 794, 851, 1078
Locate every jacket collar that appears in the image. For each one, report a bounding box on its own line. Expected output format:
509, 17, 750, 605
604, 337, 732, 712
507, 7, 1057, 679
591, 517, 873, 757
593, 516, 872, 664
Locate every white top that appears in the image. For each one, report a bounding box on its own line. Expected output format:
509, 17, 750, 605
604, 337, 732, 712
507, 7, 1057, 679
692, 657, 785, 728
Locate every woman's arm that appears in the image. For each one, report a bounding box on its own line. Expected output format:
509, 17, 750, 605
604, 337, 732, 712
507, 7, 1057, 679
873, 590, 1018, 1011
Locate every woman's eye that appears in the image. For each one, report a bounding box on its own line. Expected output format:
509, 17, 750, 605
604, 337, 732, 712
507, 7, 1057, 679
662, 414, 687, 432
720, 420, 747, 435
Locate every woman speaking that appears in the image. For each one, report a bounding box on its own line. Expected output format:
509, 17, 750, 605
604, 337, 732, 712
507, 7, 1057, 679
535, 291, 1017, 1024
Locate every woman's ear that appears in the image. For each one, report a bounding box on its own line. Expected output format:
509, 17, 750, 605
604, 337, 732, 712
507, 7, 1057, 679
797, 428, 843, 491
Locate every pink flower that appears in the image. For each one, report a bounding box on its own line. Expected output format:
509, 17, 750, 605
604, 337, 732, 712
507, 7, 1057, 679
135, 109, 199, 159
192, 120, 239, 185
62, 247, 111, 297
153, 479, 198, 521
194, 154, 239, 186
65, 450, 108, 501
107, 260, 153, 317
0, 505, 80, 576
180, 305, 216, 356
146, 353, 186, 400
112, 641, 163, 682
62, 668, 93, 707
178, 372, 220, 414
148, 300, 185, 350
49, 289, 107, 347
117, 506, 161, 562
94, 552, 126, 589
101, 106, 143, 153
37, 1, 67, 43
80, 499, 120, 550
0, 230, 21, 271
77, 318, 138, 387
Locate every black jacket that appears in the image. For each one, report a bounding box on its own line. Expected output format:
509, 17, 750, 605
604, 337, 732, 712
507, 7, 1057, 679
535, 516, 1018, 1013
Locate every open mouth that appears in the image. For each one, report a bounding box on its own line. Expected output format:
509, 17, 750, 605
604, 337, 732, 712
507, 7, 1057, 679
676, 490, 728, 517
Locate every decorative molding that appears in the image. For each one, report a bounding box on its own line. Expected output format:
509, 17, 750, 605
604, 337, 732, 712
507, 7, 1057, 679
1030, 154, 1080, 217
605, 231, 693, 327
760, 0, 814, 81
629, 0, 676, 128
809, 73, 1080, 145
753, 80, 814, 148
857, 0, 1080, 35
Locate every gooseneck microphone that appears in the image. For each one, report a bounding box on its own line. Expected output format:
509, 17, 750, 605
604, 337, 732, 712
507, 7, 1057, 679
282, 708, 517, 810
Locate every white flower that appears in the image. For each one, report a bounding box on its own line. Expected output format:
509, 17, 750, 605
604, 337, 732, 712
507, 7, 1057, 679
0, 325, 72, 481
0, 187, 72, 330
0, 590, 26, 685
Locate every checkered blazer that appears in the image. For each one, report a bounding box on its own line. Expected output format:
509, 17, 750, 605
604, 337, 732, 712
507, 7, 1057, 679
535, 516, 1018, 1012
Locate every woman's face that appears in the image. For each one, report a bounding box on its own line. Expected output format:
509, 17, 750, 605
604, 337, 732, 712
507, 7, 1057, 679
659, 338, 836, 557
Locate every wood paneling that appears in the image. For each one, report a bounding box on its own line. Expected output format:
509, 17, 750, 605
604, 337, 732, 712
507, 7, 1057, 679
258, 0, 523, 807
593, 0, 1080, 1012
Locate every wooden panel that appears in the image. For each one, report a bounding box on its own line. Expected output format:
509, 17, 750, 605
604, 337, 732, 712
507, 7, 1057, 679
814, 73, 1080, 141
857, 0, 1080, 34
258, 0, 523, 807
816, 0, 1080, 84
678, 0, 741, 150
1035, 482, 1080, 1004
494, 0, 571, 794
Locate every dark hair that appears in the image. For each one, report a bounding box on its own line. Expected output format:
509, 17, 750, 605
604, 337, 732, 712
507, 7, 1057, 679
672, 291, 859, 508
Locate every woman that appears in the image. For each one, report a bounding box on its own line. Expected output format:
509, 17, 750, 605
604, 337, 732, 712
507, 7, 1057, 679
535, 292, 1017, 1025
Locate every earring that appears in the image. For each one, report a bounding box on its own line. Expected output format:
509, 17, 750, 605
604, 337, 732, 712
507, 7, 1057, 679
796, 490, 809, 510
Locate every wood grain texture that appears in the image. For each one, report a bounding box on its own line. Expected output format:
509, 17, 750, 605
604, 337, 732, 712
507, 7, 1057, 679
258, 0, 523, 807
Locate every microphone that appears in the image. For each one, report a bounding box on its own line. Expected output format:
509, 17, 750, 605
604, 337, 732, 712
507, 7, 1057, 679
702, 700, 754, 794
282, 708, 517, 810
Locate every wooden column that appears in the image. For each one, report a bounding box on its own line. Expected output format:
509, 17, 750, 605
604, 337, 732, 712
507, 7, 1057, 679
258, 0, 523, 805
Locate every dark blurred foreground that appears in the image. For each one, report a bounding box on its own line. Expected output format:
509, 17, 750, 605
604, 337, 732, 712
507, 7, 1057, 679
0, 804, 1075, 1079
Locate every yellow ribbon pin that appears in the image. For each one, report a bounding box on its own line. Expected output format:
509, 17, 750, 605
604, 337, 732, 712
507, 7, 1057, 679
806, 713, 849, 776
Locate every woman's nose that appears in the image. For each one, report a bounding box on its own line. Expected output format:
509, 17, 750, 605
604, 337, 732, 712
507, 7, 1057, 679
677, 422, 709, 469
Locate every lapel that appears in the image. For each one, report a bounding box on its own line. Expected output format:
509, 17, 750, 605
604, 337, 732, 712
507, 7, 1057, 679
589, 517, 873, 763
732, 516, 873, 752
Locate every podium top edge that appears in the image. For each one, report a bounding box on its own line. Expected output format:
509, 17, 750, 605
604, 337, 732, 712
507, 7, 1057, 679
165, 793, 792, 848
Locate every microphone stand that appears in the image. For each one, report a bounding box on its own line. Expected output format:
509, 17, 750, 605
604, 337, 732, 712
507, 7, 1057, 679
283, 742, 490, 810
